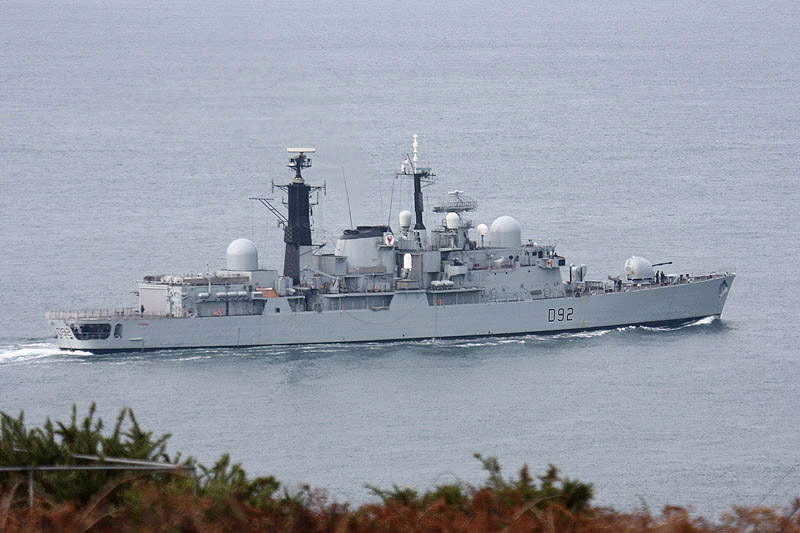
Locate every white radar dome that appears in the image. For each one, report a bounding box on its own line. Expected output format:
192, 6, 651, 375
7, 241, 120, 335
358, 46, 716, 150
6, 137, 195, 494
476, 223, 489, 236
624, 255, 655, 281
489, 216, 522, 248
445, 212, 460, 229
227, 238, 259, 271
399, 210, 413, 228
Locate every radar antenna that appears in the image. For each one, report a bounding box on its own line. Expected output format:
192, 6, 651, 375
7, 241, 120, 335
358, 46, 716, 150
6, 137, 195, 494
286, 148, 315, 182
432, 190, 478, 213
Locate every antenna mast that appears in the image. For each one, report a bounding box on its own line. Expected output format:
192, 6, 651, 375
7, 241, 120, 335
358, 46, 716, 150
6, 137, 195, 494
251, 148, 325, 285
397, 134, 435, 231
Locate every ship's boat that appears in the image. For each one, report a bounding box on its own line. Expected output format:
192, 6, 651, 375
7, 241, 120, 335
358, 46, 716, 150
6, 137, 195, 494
47, 137, 734, 353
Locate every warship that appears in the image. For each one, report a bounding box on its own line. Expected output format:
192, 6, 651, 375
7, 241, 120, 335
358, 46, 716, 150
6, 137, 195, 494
48, 136, 734, 353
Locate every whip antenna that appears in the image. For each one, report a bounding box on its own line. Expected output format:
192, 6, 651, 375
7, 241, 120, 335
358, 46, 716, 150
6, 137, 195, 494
341, 167, 354, 229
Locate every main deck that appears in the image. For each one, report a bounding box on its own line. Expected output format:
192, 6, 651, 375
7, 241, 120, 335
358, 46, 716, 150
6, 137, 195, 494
48, 273, 734, 352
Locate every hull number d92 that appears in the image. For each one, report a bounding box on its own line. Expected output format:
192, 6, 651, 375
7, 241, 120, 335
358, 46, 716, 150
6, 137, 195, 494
548, 307, 574, 322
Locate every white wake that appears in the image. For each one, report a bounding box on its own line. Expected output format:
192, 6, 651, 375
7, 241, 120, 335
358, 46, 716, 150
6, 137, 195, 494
0, 342, 89, 364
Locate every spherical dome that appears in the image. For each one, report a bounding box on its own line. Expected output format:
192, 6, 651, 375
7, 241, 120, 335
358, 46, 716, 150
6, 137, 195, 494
227, 238, 259, 271
399, 210, 413, 228
445, 212, 460, 229
476, 223, 489, 236
489, 216, 522, 248
625, 255, 654, 281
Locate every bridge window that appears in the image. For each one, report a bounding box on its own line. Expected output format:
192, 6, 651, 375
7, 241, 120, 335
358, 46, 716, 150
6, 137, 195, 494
70, 323, 111, 340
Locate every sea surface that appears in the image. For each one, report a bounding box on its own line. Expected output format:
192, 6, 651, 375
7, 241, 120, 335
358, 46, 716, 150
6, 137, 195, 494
1, 0, 799, 518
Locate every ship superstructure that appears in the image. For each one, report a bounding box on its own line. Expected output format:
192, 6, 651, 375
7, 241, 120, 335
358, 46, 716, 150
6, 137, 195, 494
47, 137, 734, 352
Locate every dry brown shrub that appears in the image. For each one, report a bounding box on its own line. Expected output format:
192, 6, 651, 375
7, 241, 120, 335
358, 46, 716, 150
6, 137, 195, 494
2, 481, 799, 532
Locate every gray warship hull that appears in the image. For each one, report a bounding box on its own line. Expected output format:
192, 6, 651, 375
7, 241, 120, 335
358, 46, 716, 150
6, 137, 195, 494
47, 139, 735, 354
49, 274, 733, 353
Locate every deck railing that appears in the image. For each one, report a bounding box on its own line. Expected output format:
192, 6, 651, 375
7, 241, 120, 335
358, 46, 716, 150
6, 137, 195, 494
46, 308, 174, 321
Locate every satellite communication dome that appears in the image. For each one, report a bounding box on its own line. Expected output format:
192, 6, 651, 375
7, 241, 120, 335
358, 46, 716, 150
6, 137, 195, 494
445, 212, 460, 229
476, 223, 489, 236
489, 216, 522, 248
227, 238, 259, 271
624, 255, 655, 281
399, 210, 413, 229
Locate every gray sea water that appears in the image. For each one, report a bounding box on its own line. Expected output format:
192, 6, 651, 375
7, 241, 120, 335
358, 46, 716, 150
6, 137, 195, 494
1, 0, 799, 518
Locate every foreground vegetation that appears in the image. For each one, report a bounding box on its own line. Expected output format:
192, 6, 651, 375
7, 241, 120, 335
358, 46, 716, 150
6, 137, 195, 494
1, 405, 798, 532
